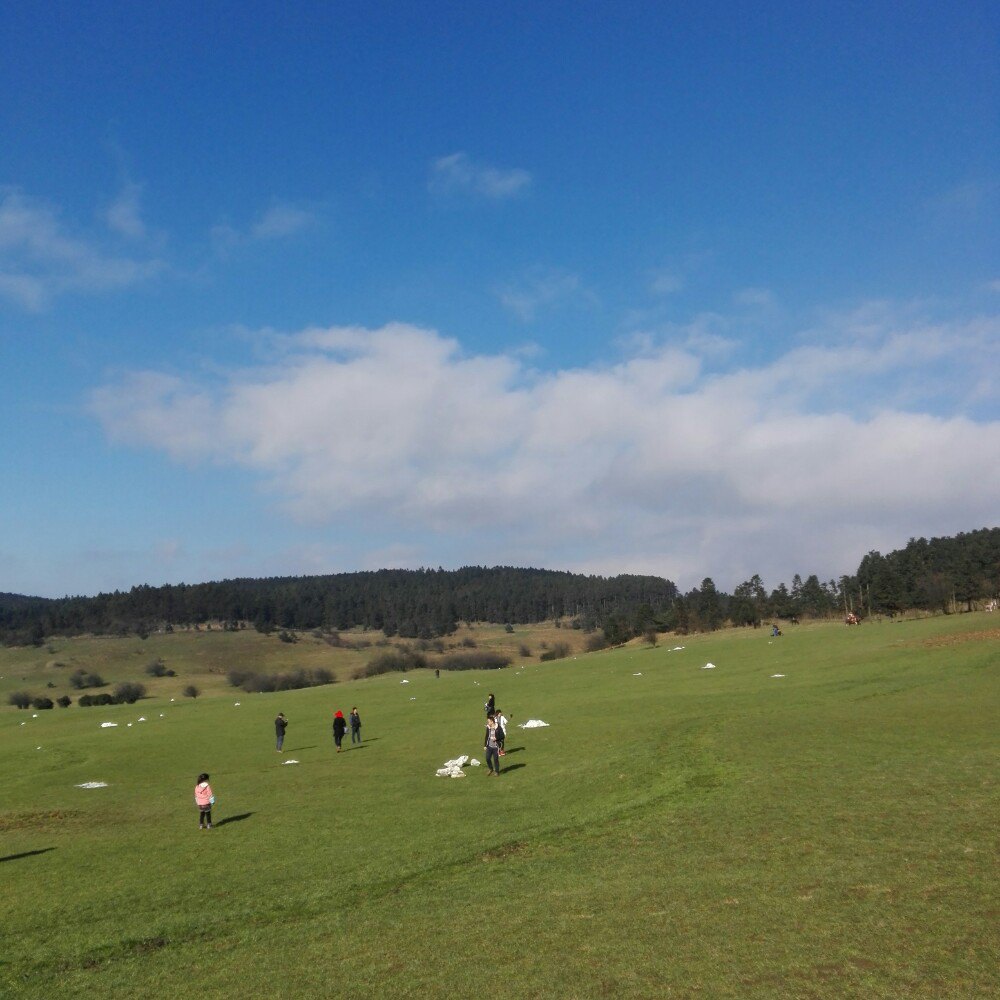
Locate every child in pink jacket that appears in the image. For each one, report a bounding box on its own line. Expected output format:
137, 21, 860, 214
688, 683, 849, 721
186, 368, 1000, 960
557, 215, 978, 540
194, 773, 215, 829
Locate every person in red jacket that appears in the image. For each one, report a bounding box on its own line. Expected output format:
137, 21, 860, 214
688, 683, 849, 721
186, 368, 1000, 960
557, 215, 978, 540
332, 710, 347, 752
194, 773, 215, 829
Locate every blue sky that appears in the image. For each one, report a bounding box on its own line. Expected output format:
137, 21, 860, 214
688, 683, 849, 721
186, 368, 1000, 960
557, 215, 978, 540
2, 1, 998, 598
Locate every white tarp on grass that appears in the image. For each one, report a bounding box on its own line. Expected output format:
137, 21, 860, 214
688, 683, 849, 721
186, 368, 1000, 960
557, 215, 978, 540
702, 663, 716, 670
436, 754, 471, 777
76, 782, 108, 789
282, 759, 300, 765
100, 722, 118, 728
519, 719, 549, 728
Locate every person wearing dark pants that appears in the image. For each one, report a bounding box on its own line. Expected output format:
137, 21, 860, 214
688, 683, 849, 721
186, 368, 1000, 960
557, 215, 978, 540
275, 712, 288, 752
484, 712, 501, 776
333, 710, 347, 752
194, 773, 214, 829
350, 707, 362, 744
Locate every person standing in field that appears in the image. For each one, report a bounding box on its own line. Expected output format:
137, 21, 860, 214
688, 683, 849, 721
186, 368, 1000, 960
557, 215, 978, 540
332, 710, 347, 752
275, 712, 288, 752
485, 692, 495, 716
349, 706, 362, 745
484, 711, 501, 776
495, 707, 509, 756
194, 773, 215, 829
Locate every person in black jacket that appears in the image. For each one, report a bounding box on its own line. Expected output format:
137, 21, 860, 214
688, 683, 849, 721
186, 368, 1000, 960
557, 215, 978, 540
332, 710, 347, 752
275, 712, 288, 752
349, 707, 362, 745
485, 692, 495, 716
484, 711, 501, 776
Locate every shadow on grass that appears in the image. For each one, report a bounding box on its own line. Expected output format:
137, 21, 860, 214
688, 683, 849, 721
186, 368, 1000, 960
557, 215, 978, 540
286, 746, 317, 752
0, 848, 56, 863
214, 812, 253, 827
349, 744, 369, 750
502, 746, 525, 755
499, 763, 526, 774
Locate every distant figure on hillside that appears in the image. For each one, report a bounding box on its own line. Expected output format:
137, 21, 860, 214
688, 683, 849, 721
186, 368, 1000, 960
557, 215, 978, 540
194, 772, 215, 830
484, 712, 501, 776
771, 624, 781, 637
435, 668, 440, 679
845, 612, 860, 626
275, 712, 288, 752
333, 710, 347, 752
495, 707, 509, 756
350, 706, 362, 744
485, 692, 495, 716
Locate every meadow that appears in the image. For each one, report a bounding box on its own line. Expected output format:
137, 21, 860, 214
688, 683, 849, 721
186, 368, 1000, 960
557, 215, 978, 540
1, 615, 997, 998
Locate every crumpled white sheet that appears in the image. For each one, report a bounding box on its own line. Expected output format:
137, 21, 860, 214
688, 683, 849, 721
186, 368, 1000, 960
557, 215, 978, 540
519, 719, 549, 728
771, 673, 785, 678
702, 663, 716, 670
436, 754, 472, 777
76, 781, 108, 788
100, 722, 118, 728
282, 759, 300, 765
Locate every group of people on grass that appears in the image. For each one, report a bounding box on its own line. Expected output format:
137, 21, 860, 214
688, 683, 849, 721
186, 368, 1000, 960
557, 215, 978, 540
483, 691, 510, 776
197, 688, 513, 827
273, 707, 362, 753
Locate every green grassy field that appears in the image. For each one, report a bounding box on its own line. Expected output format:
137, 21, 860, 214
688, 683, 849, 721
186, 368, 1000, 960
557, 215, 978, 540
1, 615, 997, 998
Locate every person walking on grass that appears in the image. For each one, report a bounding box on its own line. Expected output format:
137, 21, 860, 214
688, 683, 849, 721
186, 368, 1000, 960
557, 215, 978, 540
484, 712, 501, 776
275, 712, 288, 752
495, 707, 509, 757
194, 773, 215, 829
333, 710, 347, 752
485, 692, 495, 716
349, 706, 362, 744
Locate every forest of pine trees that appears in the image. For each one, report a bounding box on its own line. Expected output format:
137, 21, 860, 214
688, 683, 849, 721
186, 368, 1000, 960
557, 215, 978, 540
1, 528, 997, 646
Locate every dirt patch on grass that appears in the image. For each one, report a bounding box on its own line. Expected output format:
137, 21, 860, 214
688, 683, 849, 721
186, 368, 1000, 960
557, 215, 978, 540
0, 809, 85, 832
481, 840, 527, 862
920, 629, 1000, 648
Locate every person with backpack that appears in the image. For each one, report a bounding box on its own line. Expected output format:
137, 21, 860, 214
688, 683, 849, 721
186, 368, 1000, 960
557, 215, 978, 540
332, 710, 347, 752
494, 707, 509, 756
484, 711, 501, 776
194, 773, 215, 829
274, 712, 288, 752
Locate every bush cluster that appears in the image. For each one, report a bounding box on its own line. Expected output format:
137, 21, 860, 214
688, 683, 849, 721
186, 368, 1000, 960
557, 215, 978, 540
69, 669, 106, 690
32, 697, 54, 710
226, 668, 334, 693
145, 659, 176, 677
539, 641, 571, 662
353, 649, 427, 679
585, 633, 609, 652
77, 682, 147, 706
437, 650, 510, 671
8, 692, 32, 709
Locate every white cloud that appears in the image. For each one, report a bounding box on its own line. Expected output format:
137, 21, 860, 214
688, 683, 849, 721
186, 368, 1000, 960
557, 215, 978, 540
429, 152, 532, 199
0, 187, 161, 309
649, 269, 683, 296
90, 307, 1000, 589
212, 202, 315, 251
105, 181, 147, 239
496, 268, 595, 321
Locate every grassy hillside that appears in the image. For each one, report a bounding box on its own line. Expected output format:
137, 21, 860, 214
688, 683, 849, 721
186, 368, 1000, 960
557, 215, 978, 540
1, 615, 997, 998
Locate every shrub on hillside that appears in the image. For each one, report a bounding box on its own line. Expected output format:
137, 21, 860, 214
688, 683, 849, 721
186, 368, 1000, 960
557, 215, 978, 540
32, 697, 55, 710
354, 649, 427, 679
78, 692, 120, 707
114, 682, 147, 704
437, 650, 510, 672
227, 668, 334, 693
183, 685, 200, 699
9, 691, 32, 709
518, 643, 532, 658
69, 669, 105, 690
56, 695, 72, 708
145, 659, 171, 677
460, 636, 478, 648
278, 630, 298, 644
585, 633, 609, 652
540, 642, 571, 662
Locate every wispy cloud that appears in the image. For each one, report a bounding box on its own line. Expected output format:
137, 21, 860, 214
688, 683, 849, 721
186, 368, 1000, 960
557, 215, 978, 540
495, 267, 596, 321
91, 304, 1000, 588
0, 187, 163, 309
105, 181, 147, 239
429, 152, 532, 199
211, 202, 315, 252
